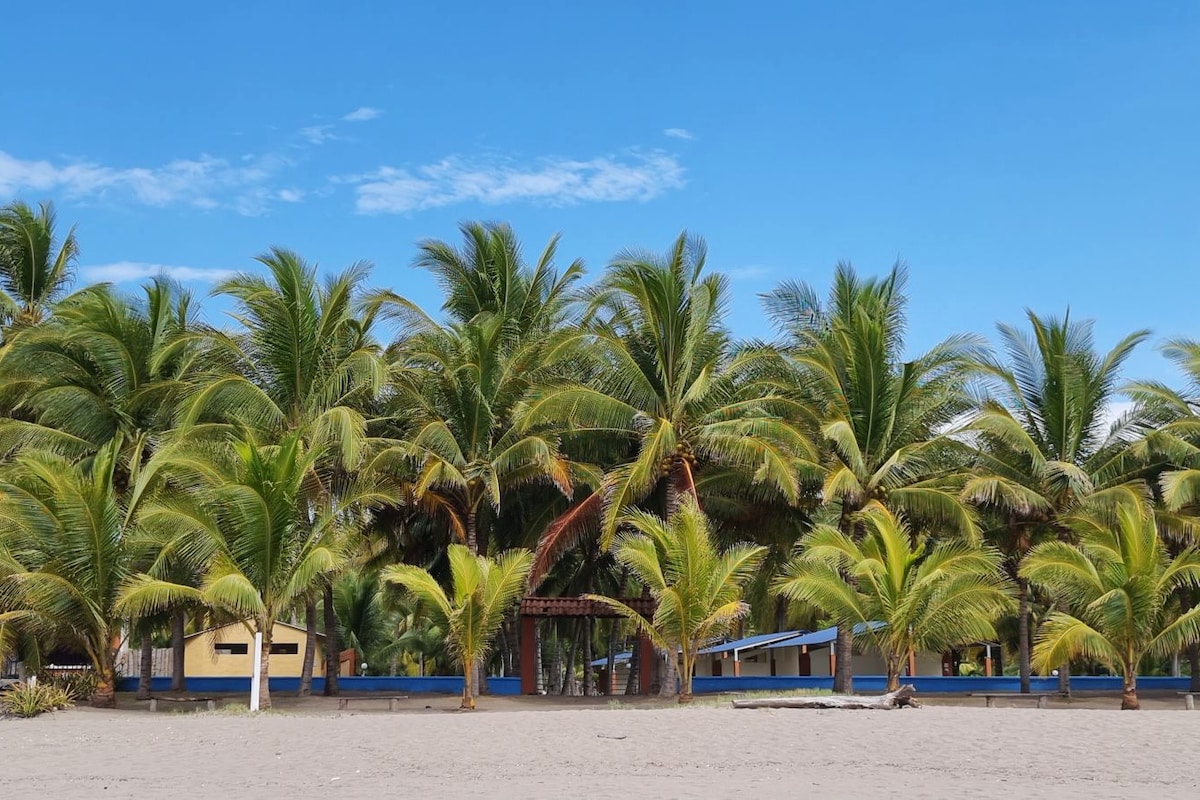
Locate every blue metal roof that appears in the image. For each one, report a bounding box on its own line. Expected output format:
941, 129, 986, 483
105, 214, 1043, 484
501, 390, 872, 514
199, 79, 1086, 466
764, 622, 886, 649
697, 630, 804, 656
588, 652, 632, 668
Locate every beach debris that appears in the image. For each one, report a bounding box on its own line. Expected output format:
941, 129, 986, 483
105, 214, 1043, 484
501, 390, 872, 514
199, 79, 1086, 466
596, 733, 627, 740
730, 685, 920, 710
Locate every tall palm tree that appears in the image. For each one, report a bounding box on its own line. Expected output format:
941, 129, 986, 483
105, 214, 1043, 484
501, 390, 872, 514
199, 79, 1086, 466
380, 223, 585, 557
763, 263, 982, 692
1022, 497, 1200, 709
0, 278, 205, 469
384, 314, 575, 555
0, 200, 78, 332
413, 221, 584, 338
383, 544, 533, 709
965, 310, 1150, 691
0, 442, 137, 707
527, 232, 814, 584
775, 505, 1012, 691
1125, 338, 1200, 688
185, 248, 388, 694
587, 498, 766, 702
0, 278, 208, 690
119, 433, 377, 710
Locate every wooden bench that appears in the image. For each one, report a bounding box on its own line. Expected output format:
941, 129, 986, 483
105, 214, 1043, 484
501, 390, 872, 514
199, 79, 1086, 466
1177, 692, 1197, 710
337, 696, 409, 712
969, 692, 1052, 709
149, 696, 216, 712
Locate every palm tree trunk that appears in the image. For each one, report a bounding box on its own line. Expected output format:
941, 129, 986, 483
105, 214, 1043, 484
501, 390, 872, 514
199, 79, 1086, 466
1184, 591, 1200, 691
679, 649, 695, 703
624, 632, 640, 695
91, 645, 117, 708
322, 583, 340, 696
298, 598, 317, 696
1121, 662, 1139, 710
462, 659, 475, 709
466, 508, 479, 554
137, 632, 153, 700
604, 620, 619, 695
886, 653, 902, 693
833, 507, 858, 694
562, 619, 581, 695
258, 628, 273, 710
582, 616, 594, 696
833, 624, 854, 693
658, 646, 678, 698
1017, 577, 1032, 693
170, 610, 186, 692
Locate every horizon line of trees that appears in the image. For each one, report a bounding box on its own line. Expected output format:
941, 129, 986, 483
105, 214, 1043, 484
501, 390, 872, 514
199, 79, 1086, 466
1, 199, 1199, 711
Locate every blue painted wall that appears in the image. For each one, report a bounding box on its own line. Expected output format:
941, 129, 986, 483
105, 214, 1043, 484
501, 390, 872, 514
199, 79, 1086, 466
691, 675, 1192, 694
116, 675, 522, 695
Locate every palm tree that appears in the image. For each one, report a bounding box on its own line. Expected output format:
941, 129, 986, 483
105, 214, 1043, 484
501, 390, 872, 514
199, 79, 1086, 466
775, 505, 1012, 692
0, 278, 208, 689
413, 221, 583, 338
0, 278, 205, 468
1129, 338, 1200, 687
118, 433, 376, 710
527, 232, 813, 582
965, 310, 1150, 691
0, 443, 137, 707
383, 544, 533, 709
385, 315, 575, 555
380, 223, 584, 558
586, 498, 766, 702
1022, 498, 1200, 709
763, 263, 982, 692
0, 200, 78, 332
185, 248, 388, 694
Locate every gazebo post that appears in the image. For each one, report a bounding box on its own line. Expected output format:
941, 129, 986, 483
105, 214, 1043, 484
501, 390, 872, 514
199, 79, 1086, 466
637, 633, 655, 695
520, 615, 538, 694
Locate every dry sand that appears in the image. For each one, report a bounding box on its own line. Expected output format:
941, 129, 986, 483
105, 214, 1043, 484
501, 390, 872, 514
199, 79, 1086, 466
2, 694, 1198, 799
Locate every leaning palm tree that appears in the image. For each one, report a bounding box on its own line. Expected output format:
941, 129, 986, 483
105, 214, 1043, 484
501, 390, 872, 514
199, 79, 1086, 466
118, 433, 376, 710
763, 263, 982, 692
586, 498, 766, 702
0, 200, 78, 332
0, 443, 137, 707
1022, 498, 1200, 709
965, 310, 1150, 691
383, 544, 533, 709
775, 505, 1012, 691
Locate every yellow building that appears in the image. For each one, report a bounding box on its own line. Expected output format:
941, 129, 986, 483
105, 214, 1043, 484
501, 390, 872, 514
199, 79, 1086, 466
184, 621, 326, 678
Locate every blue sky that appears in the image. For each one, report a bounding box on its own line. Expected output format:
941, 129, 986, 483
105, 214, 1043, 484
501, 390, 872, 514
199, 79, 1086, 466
3, 2, 1197, 380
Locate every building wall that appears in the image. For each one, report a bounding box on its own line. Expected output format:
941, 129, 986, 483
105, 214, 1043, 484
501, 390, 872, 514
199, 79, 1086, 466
184, 623, 325, 678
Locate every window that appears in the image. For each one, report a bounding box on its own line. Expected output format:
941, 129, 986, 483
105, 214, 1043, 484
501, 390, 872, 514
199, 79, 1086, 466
215, 643, 249, 655
270, 643, 299, 655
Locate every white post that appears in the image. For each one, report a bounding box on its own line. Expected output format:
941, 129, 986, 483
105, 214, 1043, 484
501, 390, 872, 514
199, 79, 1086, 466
249, 631, 263, 711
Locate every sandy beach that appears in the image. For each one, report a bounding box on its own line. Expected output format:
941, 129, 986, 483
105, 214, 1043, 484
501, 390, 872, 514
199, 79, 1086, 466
1, 695, 1197, 799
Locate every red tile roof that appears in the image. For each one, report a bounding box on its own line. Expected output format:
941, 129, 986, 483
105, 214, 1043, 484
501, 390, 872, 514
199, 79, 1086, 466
519, 596, 656, 618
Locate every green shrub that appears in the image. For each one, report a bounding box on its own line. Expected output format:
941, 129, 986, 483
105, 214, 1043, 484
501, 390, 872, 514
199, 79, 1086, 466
36, 670, 97, 702
1, 682, 75, 718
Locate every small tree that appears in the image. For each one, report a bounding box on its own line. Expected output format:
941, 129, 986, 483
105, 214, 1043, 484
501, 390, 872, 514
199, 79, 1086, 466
384, 545, 532, 710
119, 433, 368, 710
586, 499, 766, 702
775, 506, 1012, 691
1022, 500, 1200, 709
0, 444, 134, 707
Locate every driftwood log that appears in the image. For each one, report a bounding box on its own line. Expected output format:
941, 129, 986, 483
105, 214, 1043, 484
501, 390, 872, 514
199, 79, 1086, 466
731, 684, 919, 710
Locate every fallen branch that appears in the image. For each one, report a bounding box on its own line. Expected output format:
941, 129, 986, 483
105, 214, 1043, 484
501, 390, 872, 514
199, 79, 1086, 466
731, 684, 919, 710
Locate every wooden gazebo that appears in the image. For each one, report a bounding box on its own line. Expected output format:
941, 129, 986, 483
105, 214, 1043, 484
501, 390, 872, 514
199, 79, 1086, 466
519, 596, 657, 695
